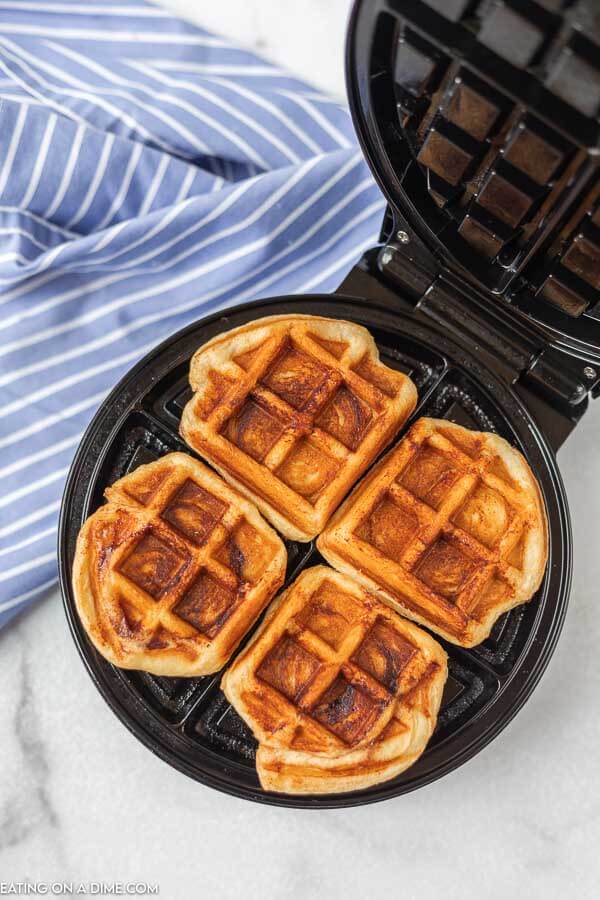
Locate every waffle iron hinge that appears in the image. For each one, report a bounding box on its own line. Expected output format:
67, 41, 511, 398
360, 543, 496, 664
339, 238, 592, 452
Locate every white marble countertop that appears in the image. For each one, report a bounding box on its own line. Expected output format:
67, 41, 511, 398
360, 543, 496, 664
1, 2, 599, 897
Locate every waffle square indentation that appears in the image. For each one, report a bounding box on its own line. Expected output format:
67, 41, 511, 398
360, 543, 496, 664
475, 572, 513, 617
123, 460, 169, 506
225, 399, 286, 462
257, 637, 322, 702
352, 621, 417, 692
477, 172, 534, 228
453, 482, 516, 548
458, 215, 505, 259
162, 479, 228, 546
315, 386, 373, 451
562, 233, 600, 290
417, 129, 473, 186
214, 519, 275, 584
394, 37, 439, 98
295, 581, 362, 651
540, 274, 589, 317
352, 353, 399, 397
311, 675, 385, 744
263, 346, 330, 410
414, 538, 480, 602
399, 445, 463, 509
276, 439, 338, 500
355, 495, 419, 562
546, 46, 600, 117
506, 533, 526, 571
446, 82, 500, 140
308, 333, 348, 360
120, 531, 189, 600
194, 370, 234, 421
504, 125, 563, 185
478, 4, 544, 67
174, 571, 238, 637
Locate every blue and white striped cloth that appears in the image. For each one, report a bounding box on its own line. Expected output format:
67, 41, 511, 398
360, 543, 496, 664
0, 0, 384, 629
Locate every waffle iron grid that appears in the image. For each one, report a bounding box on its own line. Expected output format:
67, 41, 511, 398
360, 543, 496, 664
59, 295, 570, 808
347, 0, 600, 350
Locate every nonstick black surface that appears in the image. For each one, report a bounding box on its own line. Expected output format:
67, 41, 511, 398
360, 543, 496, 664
59, 294, 571, 808
347, 0, 600, 354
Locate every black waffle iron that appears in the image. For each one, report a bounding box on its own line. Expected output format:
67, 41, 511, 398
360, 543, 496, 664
59, 0, 600, 808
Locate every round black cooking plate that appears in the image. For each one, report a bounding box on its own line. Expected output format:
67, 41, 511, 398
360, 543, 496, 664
59, 294, 571, 808
346, 0, 600, 359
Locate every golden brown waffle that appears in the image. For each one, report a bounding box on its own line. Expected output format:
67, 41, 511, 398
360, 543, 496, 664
180, 315, 418, 541
318, 418, 548, 648
221, 566, 447, 794
73, 453, 286, 676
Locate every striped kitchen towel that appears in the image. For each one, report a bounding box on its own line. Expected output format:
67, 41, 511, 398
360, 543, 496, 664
0, 0, 385, 629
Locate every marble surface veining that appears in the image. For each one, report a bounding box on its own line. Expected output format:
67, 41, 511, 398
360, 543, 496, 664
0, 1, 599, 897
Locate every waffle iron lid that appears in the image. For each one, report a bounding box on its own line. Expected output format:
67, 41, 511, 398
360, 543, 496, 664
346, 0, 600, 355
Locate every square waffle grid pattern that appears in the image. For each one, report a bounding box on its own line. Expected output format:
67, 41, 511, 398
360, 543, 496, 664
370, 0, 599, 316
328, 421, 530, 647
107, 450, 286, 667
154, 332, 442, 433
89, 416, 311, 723
81, 339, 538, 773
182, 323, 418, 539
196, 643, 495, 762
220, 331, 375, 482
243, 578, 430, 752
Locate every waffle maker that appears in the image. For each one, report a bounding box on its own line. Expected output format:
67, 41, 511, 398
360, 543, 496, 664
59, 0, 600, 808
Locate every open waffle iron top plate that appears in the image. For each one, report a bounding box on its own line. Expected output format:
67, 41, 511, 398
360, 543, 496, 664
59, 294, 571, 808
347, 0, 600, 356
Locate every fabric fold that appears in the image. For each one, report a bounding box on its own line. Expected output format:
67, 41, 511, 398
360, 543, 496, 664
0, 0, 384, 629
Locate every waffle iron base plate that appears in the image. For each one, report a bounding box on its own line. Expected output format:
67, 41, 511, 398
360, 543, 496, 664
59, 294, 571, 808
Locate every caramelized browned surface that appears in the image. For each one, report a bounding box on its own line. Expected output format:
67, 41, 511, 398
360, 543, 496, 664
275, 439, 338, 501
225, 399, 285, 463
73, 453, 286, 676
400, 444, 462, 509
161, 479, 227, 545
173, 571, 238, 639
311, 675, 385, 745
223, 567, 438, 751
352, 622, 417, 693
295, 581, 362, 651
263, 347, 329, 409
214, 519, 275, 583
417, 129, 472, 185
180, 315, 418, 541
355, 495, 418, 562
221, 566, 448, 794
257, 637, 323, 704
314, 386, 373, 452
318, 418, 548, 648
414, 538, 480, 602
119, 529, 190, 600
